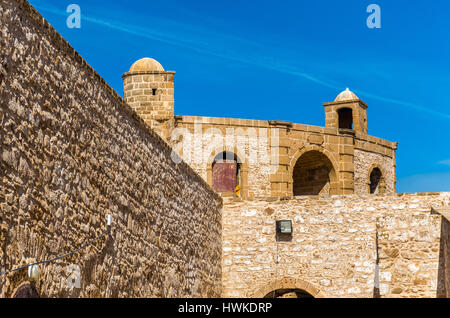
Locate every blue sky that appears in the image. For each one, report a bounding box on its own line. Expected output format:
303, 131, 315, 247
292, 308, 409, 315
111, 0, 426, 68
28, 0, 450, 193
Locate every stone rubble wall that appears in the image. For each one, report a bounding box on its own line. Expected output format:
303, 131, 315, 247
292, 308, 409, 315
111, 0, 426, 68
0, 0, 222, 298
222, 193, 450, 298
437, 216, 450, 297
171, 116, 397, 198
171, 118, 273, 198
354, 149, 395, 195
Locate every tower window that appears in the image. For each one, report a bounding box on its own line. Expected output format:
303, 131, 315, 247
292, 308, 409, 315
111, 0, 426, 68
337, 108, 353, 129
152, 88, 157, 95
369, 167, 383, 194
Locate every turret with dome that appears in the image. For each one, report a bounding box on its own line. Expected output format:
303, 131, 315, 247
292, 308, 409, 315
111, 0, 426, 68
122, 57, 175, 138
334, 88, 360, 102
128, 57, 165, 73
323, 87, 368, 134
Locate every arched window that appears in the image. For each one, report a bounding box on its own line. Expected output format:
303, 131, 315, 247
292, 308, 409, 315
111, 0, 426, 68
293, 151, 336, 196
211, 152, 241, 194
338, 108, 353, 129
369, 167, 383, 194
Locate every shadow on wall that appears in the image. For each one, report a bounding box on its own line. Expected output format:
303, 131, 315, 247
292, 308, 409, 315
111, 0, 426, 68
437, 217, 450, 297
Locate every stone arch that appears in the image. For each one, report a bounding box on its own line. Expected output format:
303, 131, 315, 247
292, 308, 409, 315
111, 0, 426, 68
12, 281, 40, 298
288, 145, 339, 196
367, 163, 386, 194
206, 146, 248, 197
250, 277, 325, 298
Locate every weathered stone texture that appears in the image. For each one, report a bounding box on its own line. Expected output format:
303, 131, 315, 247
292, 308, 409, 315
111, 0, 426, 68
123, 58, 397, 200
436, 210, 450, 297
222, 193, 450, 298
163, 115, 396, 199
0, 0, 222, 298
354, 149, 395, 195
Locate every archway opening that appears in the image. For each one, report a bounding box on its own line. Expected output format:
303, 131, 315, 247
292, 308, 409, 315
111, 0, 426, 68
293, 150, 335, 196
13, 283, 40, 298
338, 107, 353, 129
369, 167, 383, 194
264, 288, 314, 298
212, 151, 241, 194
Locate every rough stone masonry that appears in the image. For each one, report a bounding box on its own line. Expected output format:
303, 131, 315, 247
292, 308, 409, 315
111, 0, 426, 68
222, 194, 450, 298
0, 0, 222, 297
0, 0, 449, 299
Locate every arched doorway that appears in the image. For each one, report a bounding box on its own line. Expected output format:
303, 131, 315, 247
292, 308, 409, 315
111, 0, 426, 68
369, 167, 384, 194
13, 283, 40, 298
250, 277, 325, 298
264, 289, 314, 298
211, 151, 241, 195
293, 150, 336, 196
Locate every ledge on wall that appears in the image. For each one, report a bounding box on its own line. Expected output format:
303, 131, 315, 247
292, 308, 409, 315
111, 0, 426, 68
268, 120, 293, 128
431, 207, 450, 222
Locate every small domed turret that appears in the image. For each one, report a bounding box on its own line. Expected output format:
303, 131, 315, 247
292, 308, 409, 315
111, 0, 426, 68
323, 88, 368, 134
334, 88, 359, 102
122, 57, 175, 138
129, 58, 165, 73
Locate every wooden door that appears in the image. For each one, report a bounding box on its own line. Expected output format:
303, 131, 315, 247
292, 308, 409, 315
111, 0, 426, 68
212, 160, 237, 193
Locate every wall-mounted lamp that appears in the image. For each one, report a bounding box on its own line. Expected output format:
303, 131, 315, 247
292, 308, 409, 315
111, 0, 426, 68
276, 220, 292, 235
106, 214, 112, 227
28, 264, 40, 282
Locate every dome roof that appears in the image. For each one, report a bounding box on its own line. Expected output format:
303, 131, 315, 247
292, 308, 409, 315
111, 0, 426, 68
334, 88, 359, 102
129, 58, 164, 72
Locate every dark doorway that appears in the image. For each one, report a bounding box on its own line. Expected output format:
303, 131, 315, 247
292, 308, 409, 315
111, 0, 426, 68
13, 283, 40, 298
338, 108, 353, 129
264, 288, 314, 298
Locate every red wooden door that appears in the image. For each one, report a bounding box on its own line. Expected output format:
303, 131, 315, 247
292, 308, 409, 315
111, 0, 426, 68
212, 160, 237, 193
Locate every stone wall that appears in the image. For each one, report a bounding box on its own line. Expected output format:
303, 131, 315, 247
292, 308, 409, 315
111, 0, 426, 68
170, 116, 397, 199
436, 208, 450, 297
0, 0, 222, 298
170, 116, 275, 198
445, 218, 450, 297
354, 149, 395, 195
222, 193, 450, 298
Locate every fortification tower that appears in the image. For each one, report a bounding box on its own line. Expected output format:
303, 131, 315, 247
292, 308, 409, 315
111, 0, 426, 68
122, 58, 175, 139
323, 88, 368, 134
322, 88, 369, 195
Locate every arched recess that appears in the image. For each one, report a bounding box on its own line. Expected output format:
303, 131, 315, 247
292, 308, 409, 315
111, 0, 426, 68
206, 146, 248, 197
12, 282, 40, 298
250, 277, 325, 298
367, 164, 386, 194
337, 107, 353, 129
288, 146, 339, 196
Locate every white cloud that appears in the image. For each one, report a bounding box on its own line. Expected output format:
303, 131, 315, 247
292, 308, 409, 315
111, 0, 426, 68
439, 160, 450, 166
30, 0, 450, 120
